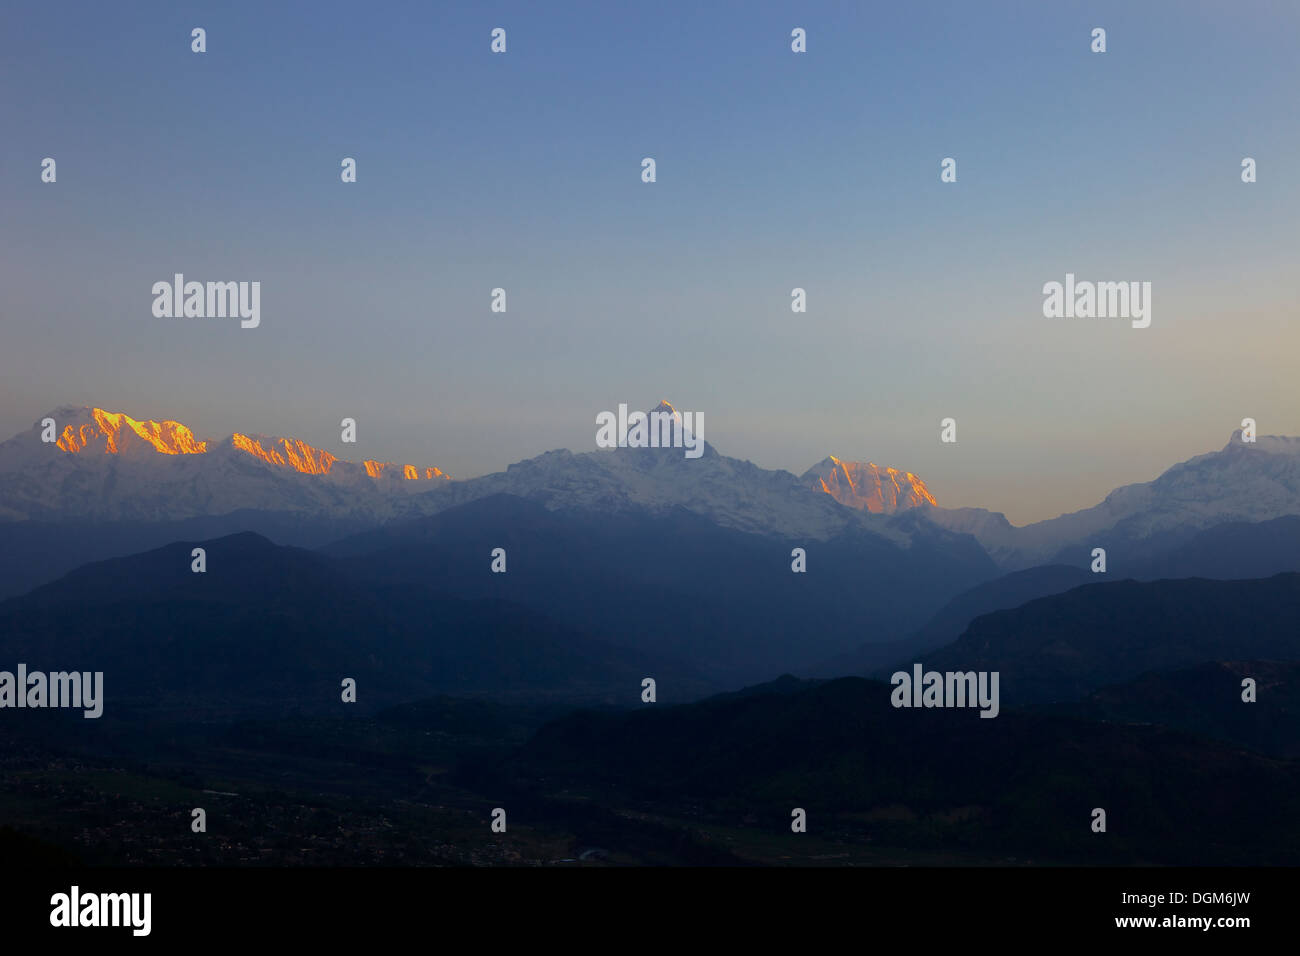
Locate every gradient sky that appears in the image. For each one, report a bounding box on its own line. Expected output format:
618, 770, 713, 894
2, 0, 1297, 524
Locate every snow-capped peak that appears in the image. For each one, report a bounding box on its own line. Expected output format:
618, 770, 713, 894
924, 427, 1300, 568
51, 407, 207, 456
800, 456, 937, 514
0, 406, 454, 522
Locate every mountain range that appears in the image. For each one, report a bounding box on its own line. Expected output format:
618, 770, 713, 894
0, 530, 715, 717
3, 404, 1298, 568
0, 405, 450, 525
0, 401, 978, 599
3, 402, 1300, 662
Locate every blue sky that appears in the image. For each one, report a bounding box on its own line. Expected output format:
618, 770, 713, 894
2, 0, 1297, 523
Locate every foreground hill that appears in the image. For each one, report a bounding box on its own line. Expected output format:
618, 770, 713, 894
502, 676, 1300, 864
0, 532, 710, 717
1059, 660, 1300, 759
922, 573, 1300, 705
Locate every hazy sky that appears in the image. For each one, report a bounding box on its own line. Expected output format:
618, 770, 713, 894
2, 1, 1297, 524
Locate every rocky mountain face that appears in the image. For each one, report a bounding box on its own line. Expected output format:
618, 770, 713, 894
801, 456, 937, 513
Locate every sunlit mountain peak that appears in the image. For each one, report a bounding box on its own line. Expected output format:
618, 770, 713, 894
55, 407, 207, 456
43, 406, 450, 480
801, 455, 937, 513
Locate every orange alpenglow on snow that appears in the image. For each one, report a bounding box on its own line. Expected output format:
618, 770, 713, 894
54, 407, 449, 480
57, 408, 207, 455
231, 434, 338, 475
803, 455, 937, 513
364, 460, 448, 480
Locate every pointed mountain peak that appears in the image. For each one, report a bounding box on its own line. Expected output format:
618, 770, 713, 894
1223, 429, 1300, 456
642, 400, 684, 426
612, 399, 714, 458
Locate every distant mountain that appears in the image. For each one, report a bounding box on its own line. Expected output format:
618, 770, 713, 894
0, 406, 450, 524
8, 405, 1300, 628
505, 676, 1300, 864
0, 399, 458, 597
0, 404, 989, 602
0, 532, 713, 716
326, 494, 997, 685
0, 402, 457, 596
9, 411, 1300, 557
800, 456, 936, 513
414, 402, 937, 544
0, 402, 893, 541
923, 573, 1300, 705
925, 431, 1300, 569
